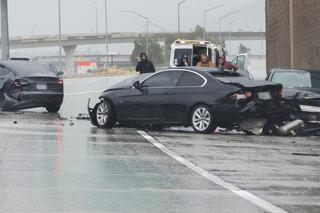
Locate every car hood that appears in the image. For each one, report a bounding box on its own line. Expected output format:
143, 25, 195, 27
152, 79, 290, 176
103, 74, 151, 92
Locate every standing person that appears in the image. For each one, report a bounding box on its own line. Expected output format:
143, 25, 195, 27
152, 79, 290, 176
135, 53, 155, 74
217, 56, 238, 71
196, 54, 214, 67
178, 55, 190, 67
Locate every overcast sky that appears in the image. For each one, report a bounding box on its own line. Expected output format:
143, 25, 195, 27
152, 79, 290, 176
8, 0, 265, 36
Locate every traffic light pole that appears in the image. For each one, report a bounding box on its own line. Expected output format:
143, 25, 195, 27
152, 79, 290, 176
1, 0, 10, 60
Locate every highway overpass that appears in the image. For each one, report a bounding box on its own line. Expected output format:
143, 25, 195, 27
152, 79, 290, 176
10, 31, 265, 49
9, 31, 265, 74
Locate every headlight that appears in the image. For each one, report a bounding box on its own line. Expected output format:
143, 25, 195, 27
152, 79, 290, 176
300, 105, 320, 113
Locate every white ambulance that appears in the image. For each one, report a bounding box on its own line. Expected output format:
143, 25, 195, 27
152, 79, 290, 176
170, 40, 226, 67
169, 40, 249, 75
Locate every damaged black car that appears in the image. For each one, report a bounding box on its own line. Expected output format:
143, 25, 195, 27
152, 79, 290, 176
0, 61, 64, 113
266, 68, 320, 135
88, 67, 288, 134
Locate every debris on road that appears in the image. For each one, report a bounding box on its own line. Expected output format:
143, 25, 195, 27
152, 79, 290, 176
74, 113, 90, 120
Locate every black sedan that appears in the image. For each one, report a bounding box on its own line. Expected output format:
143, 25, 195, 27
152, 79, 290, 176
88, 67, 284, 134
266, 68, 320, 134
0, 61, 64, 112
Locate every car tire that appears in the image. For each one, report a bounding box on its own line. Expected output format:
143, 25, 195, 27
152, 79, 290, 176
190, 105, 216, 134
95, 100, 115, 128
46, 105, 61, 113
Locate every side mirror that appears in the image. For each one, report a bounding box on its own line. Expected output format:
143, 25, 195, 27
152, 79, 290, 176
133, 81, 141, 89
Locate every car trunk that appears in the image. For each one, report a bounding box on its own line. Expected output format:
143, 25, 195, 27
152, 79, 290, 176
216, 76, 282, 100
15, 76, 63, 93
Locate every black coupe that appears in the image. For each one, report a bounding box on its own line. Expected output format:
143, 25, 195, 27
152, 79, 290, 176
88, 67, 284, 134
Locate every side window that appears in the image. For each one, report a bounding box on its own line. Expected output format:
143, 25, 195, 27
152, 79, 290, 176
174, 49, 192, 66
143, 71, 183, 87
178, 72, 205, 87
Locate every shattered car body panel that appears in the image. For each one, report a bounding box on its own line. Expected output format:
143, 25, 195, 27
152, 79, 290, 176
0, 61, 64, 112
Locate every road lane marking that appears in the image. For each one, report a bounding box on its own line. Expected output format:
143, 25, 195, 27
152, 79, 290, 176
137, 130, 288, 213
65, 90, 102, 96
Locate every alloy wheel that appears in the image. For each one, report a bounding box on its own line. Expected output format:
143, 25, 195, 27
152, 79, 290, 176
96, 102, 109, 126
192, 107, 211, 132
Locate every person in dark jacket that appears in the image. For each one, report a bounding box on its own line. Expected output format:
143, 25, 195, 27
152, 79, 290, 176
218, 56, 238, 71
135, 53, 155, 74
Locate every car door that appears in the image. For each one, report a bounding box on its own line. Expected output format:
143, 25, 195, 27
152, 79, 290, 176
169, 71, 207, 123
231, 54, 249, 70
117, 70, 183, 123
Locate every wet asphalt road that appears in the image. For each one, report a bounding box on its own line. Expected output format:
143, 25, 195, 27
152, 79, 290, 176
0, 75, 319, 213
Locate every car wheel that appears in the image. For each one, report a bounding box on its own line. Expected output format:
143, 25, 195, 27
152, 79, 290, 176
46, 105, 61, 113
95, 100, 115, 128
191, 105, 216, 134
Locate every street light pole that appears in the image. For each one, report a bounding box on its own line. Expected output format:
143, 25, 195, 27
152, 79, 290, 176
149, 21, 166, 32
146, 17, 149, 56
219, 10, 241, 41
119, 11, 149, 55
90, 0, 98, 33
178, 0, 186, 35
104, 0, 109, 66
1, 0, 10, 60
58, 0, 62, 68
203, 5, 224, 40
228, 21, 236, 56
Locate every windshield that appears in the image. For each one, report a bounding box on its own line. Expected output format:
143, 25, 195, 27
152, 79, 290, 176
272, 71, 320, 89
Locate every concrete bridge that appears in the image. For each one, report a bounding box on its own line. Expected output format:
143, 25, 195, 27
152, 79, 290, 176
9, 31, 265, 74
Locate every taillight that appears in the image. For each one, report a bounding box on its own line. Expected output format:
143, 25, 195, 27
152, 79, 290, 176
245, 91, 253, 98
276, 88, 283, 97
57, 79, 64, 84
14, 79, 29, 87
231, 93, 246, 100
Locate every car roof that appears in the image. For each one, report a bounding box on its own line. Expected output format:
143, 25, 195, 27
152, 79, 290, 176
166, 67, 241, 76
271, 68, 320, 73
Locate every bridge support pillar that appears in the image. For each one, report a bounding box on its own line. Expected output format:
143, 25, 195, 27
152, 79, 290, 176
63, 45, 77, 74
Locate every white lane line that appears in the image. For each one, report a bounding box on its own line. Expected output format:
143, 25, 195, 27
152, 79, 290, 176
137, 130, 288, 213
65, 90, 102, 96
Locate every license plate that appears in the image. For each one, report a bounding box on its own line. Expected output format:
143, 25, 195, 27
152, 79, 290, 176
36, 84, 47, 90
258, 92, 272, 100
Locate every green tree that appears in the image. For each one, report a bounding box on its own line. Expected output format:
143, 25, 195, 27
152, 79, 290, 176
131, 35, 164, 65
239, 43, 251, 54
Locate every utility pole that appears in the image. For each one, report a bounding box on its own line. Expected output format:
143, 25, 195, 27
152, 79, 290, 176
219, 10, 241, 41
119, 11, 149, 55
91, 0, 98, 33
203, 5, 224, 40
58, 0, 62, 68
1, 0, 10, 60
104, 0, 109, 66
178, 0, 186, 35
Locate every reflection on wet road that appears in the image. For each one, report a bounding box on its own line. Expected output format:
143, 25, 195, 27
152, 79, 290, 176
0, 113, 263, 213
